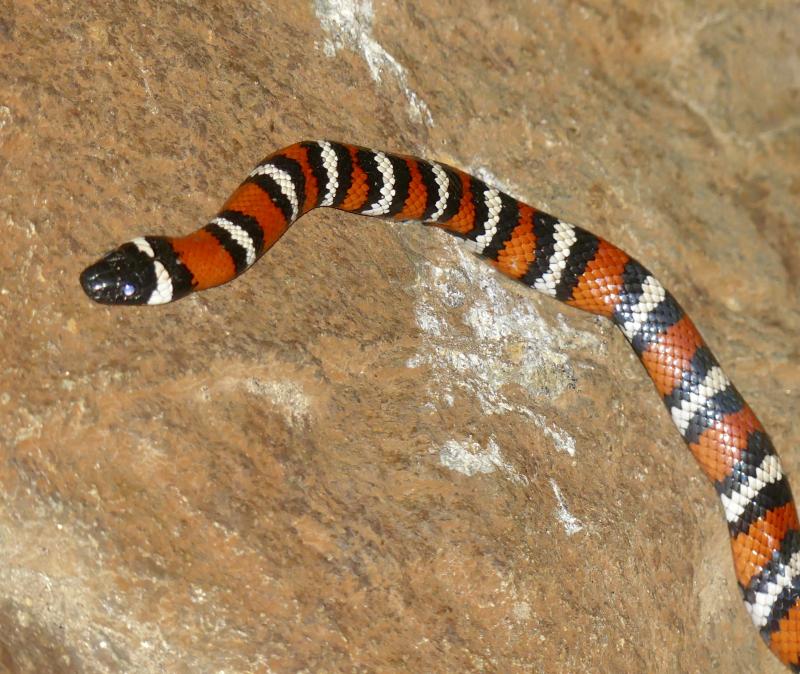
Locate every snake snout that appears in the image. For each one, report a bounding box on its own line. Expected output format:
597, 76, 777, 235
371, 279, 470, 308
80, 244, 156, 305
79, 260, 111, 302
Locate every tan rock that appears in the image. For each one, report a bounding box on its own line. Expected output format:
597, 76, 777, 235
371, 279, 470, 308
0, 1, 798, 672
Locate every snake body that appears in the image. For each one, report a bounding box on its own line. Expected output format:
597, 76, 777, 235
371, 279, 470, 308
81, 140, 800, 669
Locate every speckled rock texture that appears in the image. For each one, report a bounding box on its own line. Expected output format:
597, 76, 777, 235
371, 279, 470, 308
1, 1, 799, 672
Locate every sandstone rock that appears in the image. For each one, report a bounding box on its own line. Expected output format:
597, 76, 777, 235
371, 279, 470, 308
1, 1, 798, 672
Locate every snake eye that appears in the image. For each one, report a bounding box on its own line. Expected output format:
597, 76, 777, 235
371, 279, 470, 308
122, 282, 137, 298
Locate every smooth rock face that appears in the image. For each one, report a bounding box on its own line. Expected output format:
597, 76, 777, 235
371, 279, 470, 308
1, 1, 799, 672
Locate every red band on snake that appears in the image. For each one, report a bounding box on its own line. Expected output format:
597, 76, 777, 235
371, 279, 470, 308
80, 141, 800, 669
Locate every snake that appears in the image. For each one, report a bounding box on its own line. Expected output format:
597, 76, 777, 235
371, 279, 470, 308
80, 140, 800, 669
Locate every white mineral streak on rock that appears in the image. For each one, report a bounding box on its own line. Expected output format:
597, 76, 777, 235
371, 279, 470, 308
0, 105, 13, 133
313, 0, 434, 126
549, 479, 584, 536
529, 411, 577, 457
439, 437, 529, 485
201, 363, 312, 429
408, 244, 588, 458
244, 378, 311, 428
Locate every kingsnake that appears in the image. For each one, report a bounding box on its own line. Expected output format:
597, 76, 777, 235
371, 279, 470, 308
81, 140, 800, 669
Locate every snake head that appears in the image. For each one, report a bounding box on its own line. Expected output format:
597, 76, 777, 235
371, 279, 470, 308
80, 237, 193, 305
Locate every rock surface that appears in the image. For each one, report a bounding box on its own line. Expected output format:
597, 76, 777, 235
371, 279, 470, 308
1, 1, 799, 672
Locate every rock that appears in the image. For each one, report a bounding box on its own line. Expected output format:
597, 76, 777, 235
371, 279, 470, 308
0, 1, 798, 672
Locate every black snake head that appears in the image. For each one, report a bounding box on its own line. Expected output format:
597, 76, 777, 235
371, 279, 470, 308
80, 236, 192, 305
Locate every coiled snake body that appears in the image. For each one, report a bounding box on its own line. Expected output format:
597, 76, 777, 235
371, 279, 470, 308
81, 140, 800, 669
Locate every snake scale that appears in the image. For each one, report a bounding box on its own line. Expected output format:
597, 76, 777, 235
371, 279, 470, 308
80, 140, 800, 669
